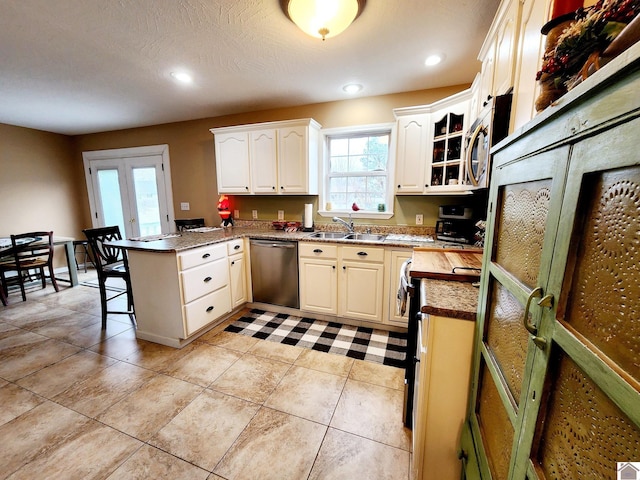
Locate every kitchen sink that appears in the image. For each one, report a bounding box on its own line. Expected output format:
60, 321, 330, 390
344, 233, 387, 241
306, 232, 348, 239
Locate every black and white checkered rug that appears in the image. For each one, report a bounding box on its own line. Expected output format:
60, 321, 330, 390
225, 309, 407, 368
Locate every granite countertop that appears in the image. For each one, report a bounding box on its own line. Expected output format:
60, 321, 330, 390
419, 278, 479, 321
105, 226, 474, 252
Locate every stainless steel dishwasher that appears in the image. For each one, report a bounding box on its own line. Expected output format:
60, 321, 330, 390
249, 239, 299, 308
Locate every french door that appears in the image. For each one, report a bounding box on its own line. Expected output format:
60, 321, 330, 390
83, 145, 174, 239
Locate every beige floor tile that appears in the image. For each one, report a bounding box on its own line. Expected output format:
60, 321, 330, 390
248, 339, 304, 364
264, 365, 346, 425
162, 343, 242, 387
214, 407, 327, 480
121, 338, 196, 372
150, 389, 260, 471
17, 349, 118, 399
32, 312, 133, 349
201, 330, 259, 352
88, 327, 140, 360
0, 332, 81, 382
0, 299, 63, 326
97, 373, 203, 441
53, 360, 156, 418
330, 379, 411, 451
309, 427, 410, 480
0, 322, 22, 341
210, 353, 291, 404
0, 383, 45, 426
349, 359, 405, 390
7, 420, 142, 480
0, 401, 93, 479
294, 348, 355, 377
106, 444, 210, 480
29, 310, 100, 336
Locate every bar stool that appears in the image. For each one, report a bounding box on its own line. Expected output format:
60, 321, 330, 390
73, 240, 93, 272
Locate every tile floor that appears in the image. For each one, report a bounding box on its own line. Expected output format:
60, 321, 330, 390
0, 271, 411, 479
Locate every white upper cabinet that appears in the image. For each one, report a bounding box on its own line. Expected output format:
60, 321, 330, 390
249, 129, 278, 193
211, 118, 321, 195
213, 132, 251, 193
393, 90, 471, 195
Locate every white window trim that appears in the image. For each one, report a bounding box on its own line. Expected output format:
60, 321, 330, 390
318, 123, 396, 220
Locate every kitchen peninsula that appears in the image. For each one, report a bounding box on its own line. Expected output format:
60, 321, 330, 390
107, 226, 458, 348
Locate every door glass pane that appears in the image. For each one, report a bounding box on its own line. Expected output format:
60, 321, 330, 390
132, 167, 161, 236
97, 169, 126, 234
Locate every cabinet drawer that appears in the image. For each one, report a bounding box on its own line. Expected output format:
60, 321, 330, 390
341, 245, 384, 263
299, 242, 338, 259
178, 243, 227, 271
181, 258, 229, 304
227, 239, 244, 255
183, 286, 231, 336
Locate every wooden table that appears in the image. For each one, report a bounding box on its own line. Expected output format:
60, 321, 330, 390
0, 236, 79, 287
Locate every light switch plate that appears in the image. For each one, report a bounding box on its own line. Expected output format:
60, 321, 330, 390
252, 210, 258, 219
277, 210, 284, 220
180, 202, 190, 211
234, 209, 239, 218
416, 214, 424, 225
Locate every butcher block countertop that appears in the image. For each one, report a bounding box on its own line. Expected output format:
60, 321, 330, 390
410, 247, 483, 282
410, 247, 484, 321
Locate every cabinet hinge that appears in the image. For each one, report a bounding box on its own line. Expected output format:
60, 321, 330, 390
89, 167, 92, 175
161, 163, 164, 171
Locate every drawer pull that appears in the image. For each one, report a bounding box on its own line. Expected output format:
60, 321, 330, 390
313, 248, 323, 253
204, 276, 212, 282
202, 253, 211, 259
234, 244, 240, 250
206, 306, 214, 312
357, 251, 368, 256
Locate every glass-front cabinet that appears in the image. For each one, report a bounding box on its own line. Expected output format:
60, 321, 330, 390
429, 111, 465, 188
460, 45, 640, 479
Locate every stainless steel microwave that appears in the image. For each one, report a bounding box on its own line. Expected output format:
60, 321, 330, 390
465, 93, 512, 188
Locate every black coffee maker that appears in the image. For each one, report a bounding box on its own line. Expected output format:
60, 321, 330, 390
435, 205, 474, 244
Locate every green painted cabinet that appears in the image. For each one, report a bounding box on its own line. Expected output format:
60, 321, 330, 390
461, 43, 640, 479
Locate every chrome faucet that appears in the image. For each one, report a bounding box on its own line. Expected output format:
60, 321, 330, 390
332, 215, 354, 233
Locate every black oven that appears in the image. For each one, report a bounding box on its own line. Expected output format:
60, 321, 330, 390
464, 93, 512, 189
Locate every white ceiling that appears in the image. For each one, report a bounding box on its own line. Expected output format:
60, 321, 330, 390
0, 0, 500, 136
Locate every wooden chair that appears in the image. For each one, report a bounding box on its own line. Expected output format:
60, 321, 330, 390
174, 218, 205, 231
0, 231, 60, 302
83, 226, 135, 329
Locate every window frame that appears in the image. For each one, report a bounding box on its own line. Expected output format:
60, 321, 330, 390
318, 123, 396, 220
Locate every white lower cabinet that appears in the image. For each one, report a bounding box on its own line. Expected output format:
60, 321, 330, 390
227, 239, 247, 309
299, 243, 384, 323
385, 248, 413, 327
128, 240, 241, 347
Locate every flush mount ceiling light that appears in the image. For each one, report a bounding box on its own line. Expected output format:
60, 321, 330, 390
343, 83, 362, 94
424, 54, 443, 66
280, 0, 366, 41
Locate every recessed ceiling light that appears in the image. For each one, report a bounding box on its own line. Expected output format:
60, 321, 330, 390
425, 54, 443, 66
343, 83, 362, 94
170, 71, 193, 84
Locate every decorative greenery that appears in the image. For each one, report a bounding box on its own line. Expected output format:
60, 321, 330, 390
537, 0, 640, 88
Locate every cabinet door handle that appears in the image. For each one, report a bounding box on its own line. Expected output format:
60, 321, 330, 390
206, 306, 214, 312
231, 261, 235, 265
343, 266, 346, 270
245, 186, 249, 190
332, 265, 336, 269
397, 184, 401, 189
357, 251, 368, 256
523, 287, 542, 334
202, 253, 210, 259
204, 276, 212, 282
280, 186, 284, 190
313, 248, 323, 253
234, 244, 240, 250
272, 186, 276, 190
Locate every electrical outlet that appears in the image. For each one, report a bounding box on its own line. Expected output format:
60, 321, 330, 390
252, 210, 258, 220
180, 202, 190, 211
277, 210, 284, 220
416, 214, 424, 225
234, 209, 239, 218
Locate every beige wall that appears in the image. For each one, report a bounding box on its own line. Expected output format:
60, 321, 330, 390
74, 84, 484, 229
1, 84, 485, 259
